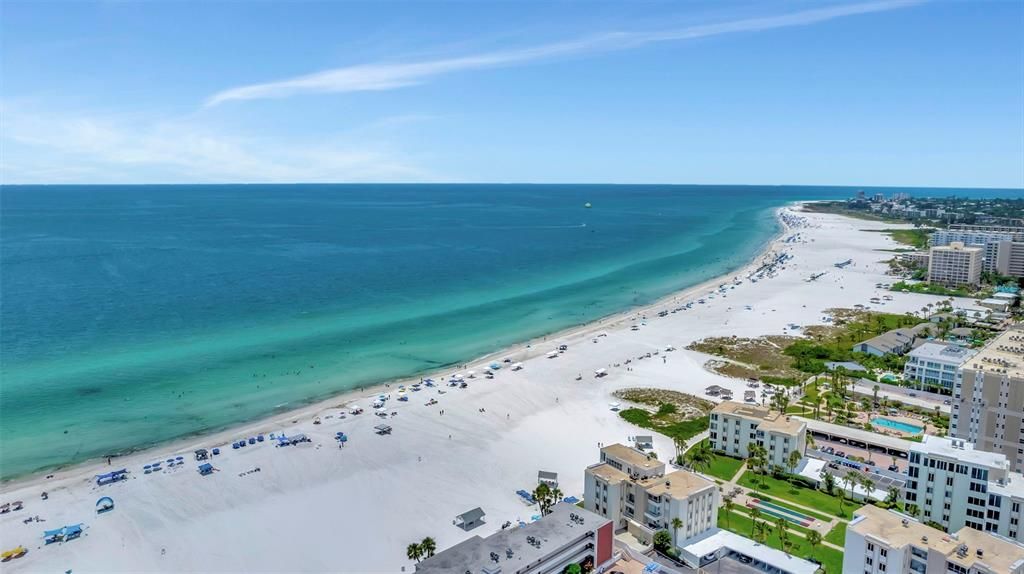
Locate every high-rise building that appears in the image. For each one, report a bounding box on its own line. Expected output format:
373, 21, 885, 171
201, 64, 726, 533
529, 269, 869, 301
583, 444, 718, 548
993, 241, 1024, 278
709, 401, 806, 469
903, 435, 1024, 542
929, 242, 984, 287
952, 330, 1024, 473
931, 230, 1024, 273
844, 505, 1024, 574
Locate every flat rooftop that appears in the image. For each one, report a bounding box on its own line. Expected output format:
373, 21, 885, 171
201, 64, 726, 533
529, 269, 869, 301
798, 417, 914, 452
712, 401, 804, 435
416, 503, 610, 574
908, 341, 977, 363
964, 329, 1024, 379
911, 435, 1010, 471
950, 526, 1024, 573
849, 505, 959, 554
601, 443, 663, 471
641, 469, 715, 499
680, 529, 818, 574
588, 462, 629, 484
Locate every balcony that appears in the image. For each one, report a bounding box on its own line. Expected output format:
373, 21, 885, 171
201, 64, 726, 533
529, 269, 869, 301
644, 506, 663, 521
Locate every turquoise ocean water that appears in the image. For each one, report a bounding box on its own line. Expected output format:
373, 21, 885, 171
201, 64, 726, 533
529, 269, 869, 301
0, 184, 1013, 479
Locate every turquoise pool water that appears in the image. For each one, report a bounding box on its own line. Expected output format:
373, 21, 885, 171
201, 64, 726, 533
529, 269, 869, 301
872, 417, 923, 434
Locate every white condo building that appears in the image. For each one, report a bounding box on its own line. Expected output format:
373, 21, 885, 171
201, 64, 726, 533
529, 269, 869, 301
583, 444, 718, 549
929, 242, 984, 287
952, 330, 1024, 473
903, 342, 977, 392
844, 505, 1024, 574
903, 435, 1024, 543
709, 402, 806, 469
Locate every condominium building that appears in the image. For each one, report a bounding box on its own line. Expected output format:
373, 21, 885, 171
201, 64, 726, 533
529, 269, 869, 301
952, 330, 1024, 473
994, 242, 1024, 278
932, 229, 1024, 273
903, 342, 977, 392
900, 251, 931, 270
709, 401, 806, 469
416, 503, 614, 574
929, 242, 984, 287
583, 444, 718, 548
844, 505, 1024, 574
902, 435, 1024, 543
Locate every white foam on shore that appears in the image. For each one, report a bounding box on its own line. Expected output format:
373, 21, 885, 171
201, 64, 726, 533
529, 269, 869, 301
0, 205, 956, 573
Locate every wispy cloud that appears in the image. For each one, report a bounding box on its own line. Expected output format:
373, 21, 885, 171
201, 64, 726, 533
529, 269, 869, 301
0, 104, 439, 184
207, 0, 921, 107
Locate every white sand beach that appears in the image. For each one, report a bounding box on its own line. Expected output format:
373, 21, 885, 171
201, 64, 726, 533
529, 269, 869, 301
0, 205, 960, 573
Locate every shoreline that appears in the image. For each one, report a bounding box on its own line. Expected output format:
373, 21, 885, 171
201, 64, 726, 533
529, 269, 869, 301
0, 204, 792, 491
1, 204, 959, 574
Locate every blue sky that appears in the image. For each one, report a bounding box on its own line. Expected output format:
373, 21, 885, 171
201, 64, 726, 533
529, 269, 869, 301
1, 1, 1022, 187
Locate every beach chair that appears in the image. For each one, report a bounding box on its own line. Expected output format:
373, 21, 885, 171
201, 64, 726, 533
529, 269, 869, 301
1, 546, 27, 561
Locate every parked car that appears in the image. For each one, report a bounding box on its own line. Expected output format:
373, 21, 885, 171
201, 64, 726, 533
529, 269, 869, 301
888, 464, 900, 472
835, 450, 847, 458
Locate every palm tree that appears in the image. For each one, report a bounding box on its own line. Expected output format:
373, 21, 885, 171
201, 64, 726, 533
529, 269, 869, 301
686, 441, 714, 474
806, 530, 822, 560
420, 537, 436, 558
406, 543, 422, 563
754, 520, 772, 543
749, 507, 761, 536
860, 476, 875, 498
872, 384, 880, 406
533, 483, 553, 516
776, 517, 790, 550
787, 450, 802, 486
840, 474, 855, 515
671, 517, 683, 547
723, 497, 734, 528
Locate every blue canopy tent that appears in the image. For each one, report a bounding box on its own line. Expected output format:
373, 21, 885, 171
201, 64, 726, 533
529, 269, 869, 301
198, 463, 214, 476
95, 469, 128, 486
43, 524, 84, 544
96, 497, 114, 513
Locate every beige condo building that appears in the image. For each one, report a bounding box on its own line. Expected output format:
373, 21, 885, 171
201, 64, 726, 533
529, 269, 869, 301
583, 444, 718, 550
953, 330, 1024, 473
929, 241, 984, 287
708, 401, 806, 470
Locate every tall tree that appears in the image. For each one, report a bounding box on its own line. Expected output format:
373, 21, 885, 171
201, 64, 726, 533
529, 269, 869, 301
787, 449, 802, 486
420, 537, 436, 558
671, 517, 683, 548
749, 507, 761, 536
806, 530, 822, 560
406, 543, 422, 563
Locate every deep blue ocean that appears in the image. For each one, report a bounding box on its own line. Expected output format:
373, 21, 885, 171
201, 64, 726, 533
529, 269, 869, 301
0, 184, 1016, 479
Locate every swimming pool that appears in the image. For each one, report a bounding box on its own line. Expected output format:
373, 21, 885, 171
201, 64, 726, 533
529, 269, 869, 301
872, 417, 923, 434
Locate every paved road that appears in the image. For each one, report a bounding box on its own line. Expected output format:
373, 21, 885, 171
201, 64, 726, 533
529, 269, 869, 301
852, 380, 950, 413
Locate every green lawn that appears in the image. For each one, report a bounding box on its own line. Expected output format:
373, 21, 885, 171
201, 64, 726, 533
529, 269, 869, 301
737, 471, 862, 519
718, 508, 842, 574
824, 522, 847, 546
618, 409, 708, 446
690, 440, 745, 481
